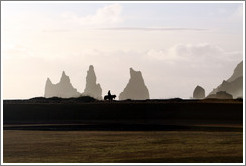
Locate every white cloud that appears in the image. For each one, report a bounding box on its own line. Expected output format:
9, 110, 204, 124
218, 8, 227, 14
98, 27, 207, 31
2, 44, 35, 59
61, 4, 123, 27
228, 5, 243, 22
146, 43, 241, 63
174, 43, 222, 55
3, 3, 123, 34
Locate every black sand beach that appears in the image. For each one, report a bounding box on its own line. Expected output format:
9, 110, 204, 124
3, 98, 243, 163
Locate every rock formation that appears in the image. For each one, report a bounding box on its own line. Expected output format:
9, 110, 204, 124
193, 85, 205, 99
119, 68, 149, 100
227, 61, 243, 82
82, 65, 102, 100
207, 91, 233, 99
209, 61, 243, 98
44, 71, 81, 98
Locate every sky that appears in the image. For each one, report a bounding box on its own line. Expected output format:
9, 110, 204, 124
1, 1, 244, 99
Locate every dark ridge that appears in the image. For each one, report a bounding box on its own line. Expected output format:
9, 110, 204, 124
236, 97, 243, 102
4, 96, 97, 104
3, 124, 242, 132
3, 98, 242, 104
165, 97, 183, 101
4, 99, 242, 126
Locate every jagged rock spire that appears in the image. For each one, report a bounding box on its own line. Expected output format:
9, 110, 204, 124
44, 71, 80, 98
119, 68, 149, 100
82, 65, 102, 100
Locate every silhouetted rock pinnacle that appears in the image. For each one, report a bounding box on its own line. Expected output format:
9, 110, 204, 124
82, 65, 102, 100
227, 61, 243, 82
209, 61, 243, 98
119, 68, 149, 100
44, 71, 80, 98
193, 85, 205, 99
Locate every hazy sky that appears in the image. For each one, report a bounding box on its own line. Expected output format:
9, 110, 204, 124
2, 1, 244, 99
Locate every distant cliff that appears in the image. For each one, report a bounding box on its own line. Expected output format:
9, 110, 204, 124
44, 71, 81, 98
209, 61, 243, 98
119, 68, 149, 100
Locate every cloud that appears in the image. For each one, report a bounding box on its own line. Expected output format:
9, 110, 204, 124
228, 5, 243, 22
145, 43, 242, 70
2, 44, 35, 59
97, 27, 207, 31
42, 29, 70, 33
233, 5, 243, 17
61, 4, 123, 27
171, 43, 224, 58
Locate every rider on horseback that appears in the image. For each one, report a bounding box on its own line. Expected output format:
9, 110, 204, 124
108, 90, 112, 98
104, 90, 116, 101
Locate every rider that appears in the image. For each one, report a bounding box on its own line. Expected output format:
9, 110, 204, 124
108, 90, 112, 97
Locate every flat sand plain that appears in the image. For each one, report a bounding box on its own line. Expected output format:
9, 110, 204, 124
3, 130, 243, 163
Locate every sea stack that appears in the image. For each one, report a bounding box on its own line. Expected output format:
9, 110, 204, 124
193, 85, 205, 99
44, 71, 81, 98
208, 61, 243, 98
119, 68, 149, 100
82, 65, 102, 100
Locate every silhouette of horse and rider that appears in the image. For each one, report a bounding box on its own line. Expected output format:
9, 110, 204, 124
104, 90, 116, 101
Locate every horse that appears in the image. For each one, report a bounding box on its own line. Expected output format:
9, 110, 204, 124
104, 94, 116, 101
